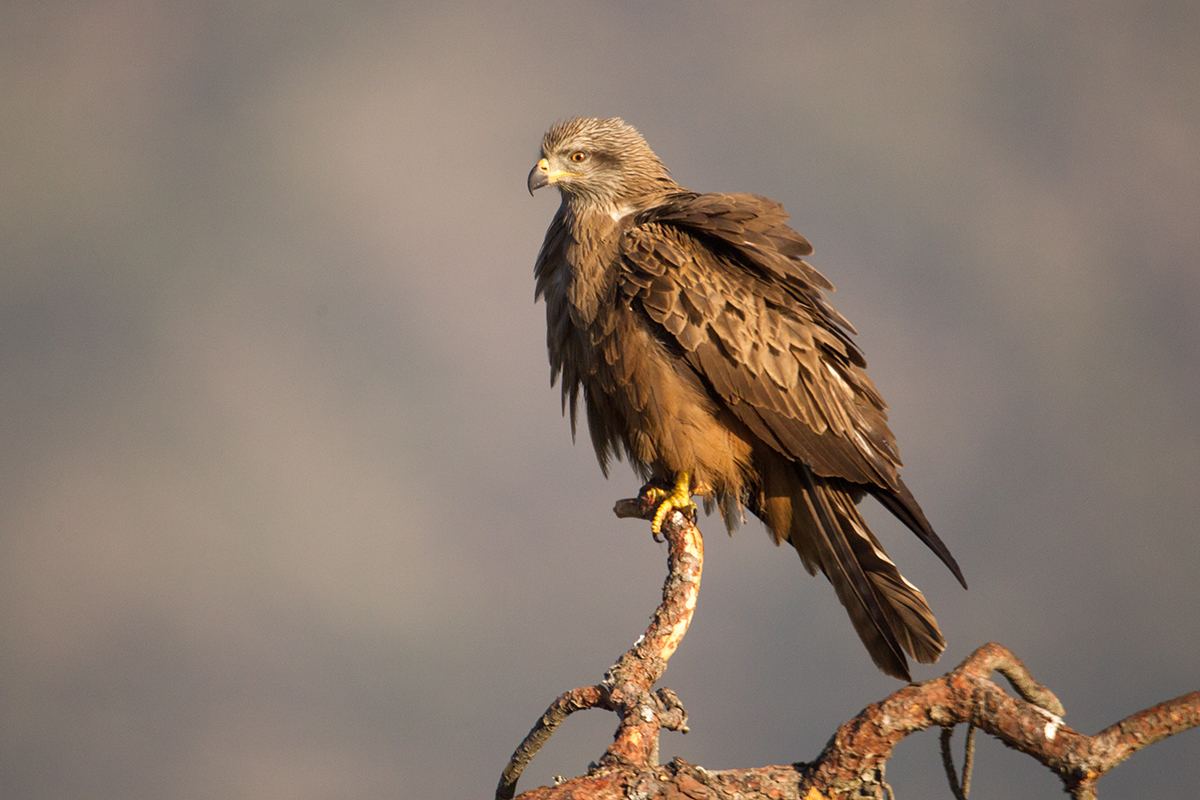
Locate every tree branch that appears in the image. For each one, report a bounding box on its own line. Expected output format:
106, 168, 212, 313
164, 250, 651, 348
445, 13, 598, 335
496, 490, 702, 800
497, 501, 1198, 799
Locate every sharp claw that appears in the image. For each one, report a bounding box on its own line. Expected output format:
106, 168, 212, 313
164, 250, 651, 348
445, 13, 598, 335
648, 472, 697, 537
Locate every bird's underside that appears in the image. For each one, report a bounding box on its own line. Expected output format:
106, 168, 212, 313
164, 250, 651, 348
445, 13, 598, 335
529, 117, 966, 681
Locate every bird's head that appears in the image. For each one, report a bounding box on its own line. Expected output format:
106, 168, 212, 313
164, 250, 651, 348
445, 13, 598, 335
528, 117, 673, 210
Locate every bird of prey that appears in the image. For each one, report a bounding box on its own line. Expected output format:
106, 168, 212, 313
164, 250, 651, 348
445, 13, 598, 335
527, 117, 966, 681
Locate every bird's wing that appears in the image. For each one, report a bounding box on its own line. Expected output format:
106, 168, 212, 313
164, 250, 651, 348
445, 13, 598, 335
621, 192, 896, 487
619, 192, 964, 585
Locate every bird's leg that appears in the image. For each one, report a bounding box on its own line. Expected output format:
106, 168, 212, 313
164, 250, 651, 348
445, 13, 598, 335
647, 471, 697, 538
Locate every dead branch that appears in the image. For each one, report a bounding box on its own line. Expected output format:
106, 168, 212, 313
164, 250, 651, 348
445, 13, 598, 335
497, 499, 1198, 800
496, 489, 702, 800
802, 642, 1199, 799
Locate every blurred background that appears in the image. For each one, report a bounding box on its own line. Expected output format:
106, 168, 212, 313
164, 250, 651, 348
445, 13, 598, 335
2, 2, 1197, 797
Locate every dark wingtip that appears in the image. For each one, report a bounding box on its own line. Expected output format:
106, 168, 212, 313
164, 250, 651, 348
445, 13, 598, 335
872, 483, 968, 590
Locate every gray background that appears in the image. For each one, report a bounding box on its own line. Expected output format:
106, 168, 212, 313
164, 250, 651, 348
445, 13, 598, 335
3, 2, 1197, 798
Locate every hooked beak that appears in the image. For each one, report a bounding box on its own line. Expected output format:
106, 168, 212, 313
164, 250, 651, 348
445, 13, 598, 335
527, 157, 573, 195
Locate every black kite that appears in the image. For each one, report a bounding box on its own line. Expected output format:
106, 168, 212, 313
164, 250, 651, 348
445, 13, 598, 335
527, 117, 966, 681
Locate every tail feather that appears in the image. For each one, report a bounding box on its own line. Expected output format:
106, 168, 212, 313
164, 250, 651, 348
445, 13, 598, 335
758, 459, 947, 681
826, 486, 945, 665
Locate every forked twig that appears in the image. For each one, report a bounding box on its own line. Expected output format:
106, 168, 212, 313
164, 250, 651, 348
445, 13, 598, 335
941, 724, 977, 799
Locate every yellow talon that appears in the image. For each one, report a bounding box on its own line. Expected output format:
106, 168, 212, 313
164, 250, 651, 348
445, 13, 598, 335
649, 472, 697, 536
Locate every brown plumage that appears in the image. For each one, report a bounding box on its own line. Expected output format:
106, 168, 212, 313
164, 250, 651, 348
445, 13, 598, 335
527, 117, 966, 681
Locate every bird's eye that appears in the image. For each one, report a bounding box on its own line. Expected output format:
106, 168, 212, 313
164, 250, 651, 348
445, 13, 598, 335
569, 151, 587, 163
